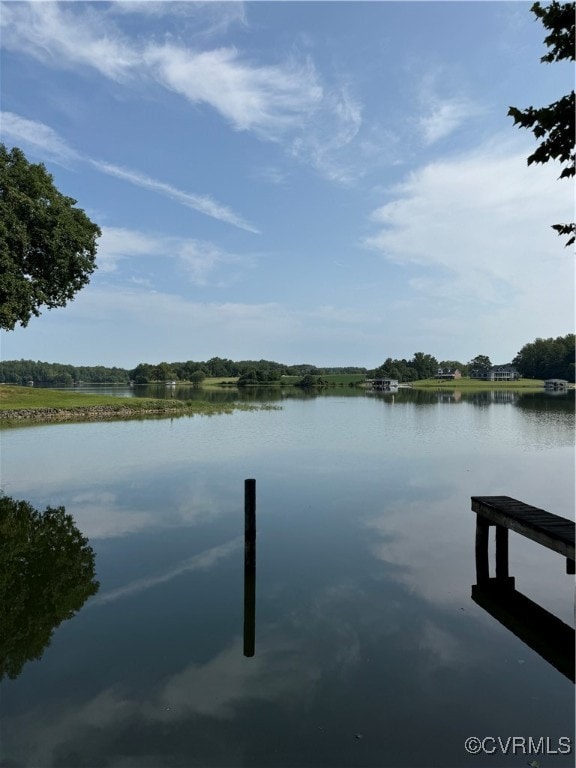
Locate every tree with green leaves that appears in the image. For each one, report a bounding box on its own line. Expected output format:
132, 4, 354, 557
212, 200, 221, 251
468, 355, 492, 373
439, 360, 468, 376
0, 144, 101, 331
410, 352, 439, 380
190, 370, 206, 385
513, 333, 575, 380
151, 362, 178, 382
0, 495, 99, 681
508, 2, 575, 246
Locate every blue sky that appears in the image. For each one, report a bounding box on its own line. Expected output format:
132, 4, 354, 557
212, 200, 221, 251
0, 1, 573, 368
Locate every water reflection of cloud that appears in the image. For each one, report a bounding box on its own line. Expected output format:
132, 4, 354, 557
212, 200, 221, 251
419, 620, 465, 670
149, 638, 306, 720
367, 494, 472, 604
1, 632, 316, 767
91, 537, 243, 606
3, 566, 571, 767
366, 460, 574, 624
70, 491, 156, 538
67, 481, 232, 540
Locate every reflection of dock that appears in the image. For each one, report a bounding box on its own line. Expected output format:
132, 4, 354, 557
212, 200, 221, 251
470, 495, 575, 681
472, 580, 575, 682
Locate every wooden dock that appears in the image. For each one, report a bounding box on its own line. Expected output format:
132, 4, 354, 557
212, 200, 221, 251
470, 495, 575, 681
471, 495, 575, 584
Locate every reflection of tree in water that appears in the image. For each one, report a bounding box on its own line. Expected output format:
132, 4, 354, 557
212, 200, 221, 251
0, 495, 99, 681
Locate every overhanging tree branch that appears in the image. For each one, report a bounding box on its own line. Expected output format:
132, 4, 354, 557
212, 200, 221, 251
507, 2, 575, 247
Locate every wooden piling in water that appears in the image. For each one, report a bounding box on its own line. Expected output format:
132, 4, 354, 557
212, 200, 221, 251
495, 525, 509, 580
243, 479, 256, 657
245, 478, 256, 540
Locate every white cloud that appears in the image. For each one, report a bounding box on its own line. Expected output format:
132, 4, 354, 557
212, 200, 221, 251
365, 136, 573, 286
0, 2, 140, 81
1, 3, 322, 137
291, 85, 364, 183
1, 111, 79, 162
90, 160, 260, 233
143, 44, 323, 137
109, 0, 248, 38
414, 67, 483, 146
177, 239, 251, 286
97, 226, 252, 285
1, 3, 363, 181
96, 227, 164, 273
0, 112, 258, 232
419, 98, 480, 145
364, 136, 574, 354
251, 165, 290, 186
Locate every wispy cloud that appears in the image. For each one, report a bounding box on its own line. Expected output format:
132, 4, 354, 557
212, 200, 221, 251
251, 165, 290, 186
416, 70, 482, 146
90, 160, 260, 233
109, 0, 248, 39
364, 135, 574, 345
143, 44, 323, 138
97, 226, 253, 285
419, 97, 480, 145
292, 85, 364, 183
1, 110, 79, 162
1, 2, 140, 81
1, 3, 321, 136
0, 2, 364, 181
0, 111, 258, 232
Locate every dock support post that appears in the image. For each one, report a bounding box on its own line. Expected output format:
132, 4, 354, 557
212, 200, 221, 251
495, 525, 509, 580
243, 479, 256, 657
475, 516, 490, 584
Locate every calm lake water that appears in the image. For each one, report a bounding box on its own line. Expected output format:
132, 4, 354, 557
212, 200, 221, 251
1, 387, 574, 768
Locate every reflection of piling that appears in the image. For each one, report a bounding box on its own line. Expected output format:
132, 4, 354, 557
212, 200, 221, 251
243, 479, 256, 657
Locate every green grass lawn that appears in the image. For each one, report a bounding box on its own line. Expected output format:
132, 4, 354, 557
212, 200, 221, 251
411, 377, 546, 389
0, 384, 272, 418
0, 385, 174, 411
202, 376, 240, 387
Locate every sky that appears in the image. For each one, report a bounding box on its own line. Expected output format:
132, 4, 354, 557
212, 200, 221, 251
0, 0, 573, 369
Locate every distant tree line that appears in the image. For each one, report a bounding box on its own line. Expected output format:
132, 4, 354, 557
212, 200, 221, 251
0, 360, 129, 385
368, 338, 574, 383
0, 357, 368, 386
513, 334, 574, 380
370, 353, 477, 381
1, 334, 573, 385
371, 352, 445, 382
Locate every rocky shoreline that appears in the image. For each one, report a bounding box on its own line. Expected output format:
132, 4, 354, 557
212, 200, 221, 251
0, 405, 197, 422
